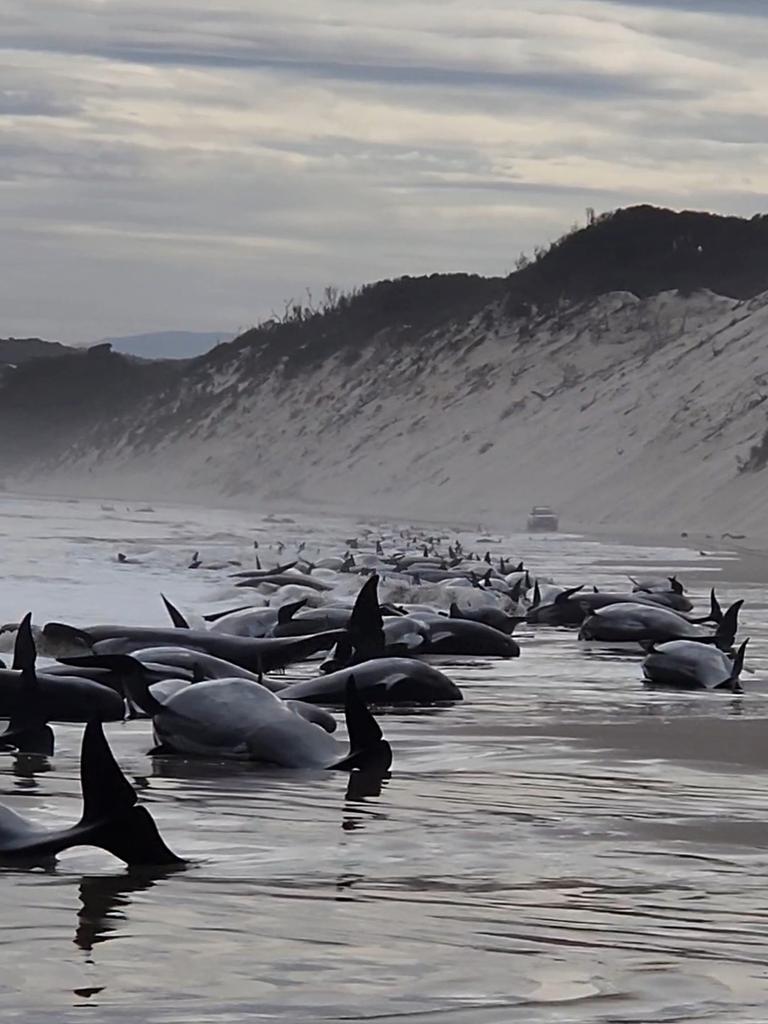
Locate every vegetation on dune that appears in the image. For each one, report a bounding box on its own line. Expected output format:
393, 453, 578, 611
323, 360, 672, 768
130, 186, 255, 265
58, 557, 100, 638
4, 204, 768, 475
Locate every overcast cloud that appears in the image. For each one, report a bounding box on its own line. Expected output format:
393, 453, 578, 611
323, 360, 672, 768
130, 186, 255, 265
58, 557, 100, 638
1, 0, 767, 342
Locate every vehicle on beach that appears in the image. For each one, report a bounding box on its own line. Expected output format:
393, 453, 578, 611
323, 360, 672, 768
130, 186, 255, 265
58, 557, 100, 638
526, 505, 559, 532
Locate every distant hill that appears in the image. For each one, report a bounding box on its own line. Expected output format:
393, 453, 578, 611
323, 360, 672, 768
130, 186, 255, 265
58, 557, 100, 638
4, 205, 768, 537
96, 330, 232, 360
0, 337, 73, 365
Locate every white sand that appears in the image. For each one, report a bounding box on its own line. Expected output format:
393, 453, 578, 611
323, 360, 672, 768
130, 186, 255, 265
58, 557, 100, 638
20, 288, 768, 538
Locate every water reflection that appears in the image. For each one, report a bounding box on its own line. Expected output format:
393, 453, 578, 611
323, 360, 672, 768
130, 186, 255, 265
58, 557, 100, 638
74, 868, 181, 952
12, 753, 52, 782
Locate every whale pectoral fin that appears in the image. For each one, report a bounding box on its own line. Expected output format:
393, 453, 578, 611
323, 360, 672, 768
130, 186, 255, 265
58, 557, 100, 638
161, 595, 190, 629
429, 631, 454, 644
329, 677, 392, 772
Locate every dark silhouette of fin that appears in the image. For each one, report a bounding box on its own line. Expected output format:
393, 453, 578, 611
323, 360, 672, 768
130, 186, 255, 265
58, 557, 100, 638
555, 585, 584, 605
449, 602, 465, 619
161, 595, 190, 629
12, 612, 36, 673
348, 575, 385, 662
714, 600, 743, 651
277, 599, 308, 625
509, 579, 523, 603
0, 721, 184, 865
329, 677, 392, 772
1, 614, 54, 755
74, 656, 168, 717
668, 576, 684, 595
689, 589, 723, 626
531, 581, 541, 608
74, 721, 184, 865
708, 593, 724, 622
716, 638, 749, 692
202, 605, 253, 622
320, 636, 354, 674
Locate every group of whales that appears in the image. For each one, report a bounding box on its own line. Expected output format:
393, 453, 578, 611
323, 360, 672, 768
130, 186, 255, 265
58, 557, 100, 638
0, 530, 751, 867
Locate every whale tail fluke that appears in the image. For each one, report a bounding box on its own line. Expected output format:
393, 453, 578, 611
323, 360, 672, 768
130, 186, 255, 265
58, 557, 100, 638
689, 588, 723, 626
161, 595, 190, 629
76, 720, 184, 866
330, 677, 392, 772
714, 600, 743, 651
715, 638, 749, 693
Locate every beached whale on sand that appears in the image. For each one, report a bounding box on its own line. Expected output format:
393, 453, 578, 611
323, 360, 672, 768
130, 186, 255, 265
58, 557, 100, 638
124, 672, 392, 770
642, 638, 749, 692
42, 622, 345, 674
578, 600, 743, 648
276, 657, 463, 706
0, 616, 124, 739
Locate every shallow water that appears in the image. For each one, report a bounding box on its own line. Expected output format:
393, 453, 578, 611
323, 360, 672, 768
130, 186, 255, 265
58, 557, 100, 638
0, 492, 767, 1022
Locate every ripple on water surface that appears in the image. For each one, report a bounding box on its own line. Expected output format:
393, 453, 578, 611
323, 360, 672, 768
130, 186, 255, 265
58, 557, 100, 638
0, 493, 767, 1022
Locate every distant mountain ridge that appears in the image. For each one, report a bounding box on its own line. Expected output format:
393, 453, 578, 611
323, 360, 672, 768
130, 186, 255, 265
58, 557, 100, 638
2, 205, 768, 537
98, 330, 232, 360
0, 337, 73, 365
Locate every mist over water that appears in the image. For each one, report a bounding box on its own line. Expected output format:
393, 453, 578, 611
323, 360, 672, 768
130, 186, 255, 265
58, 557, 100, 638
1, 492, 767, 1023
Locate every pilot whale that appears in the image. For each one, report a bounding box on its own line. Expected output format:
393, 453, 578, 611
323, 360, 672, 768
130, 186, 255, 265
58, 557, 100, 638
276, 657, 463, 705
0, 720, 183, 866
579, 600, 742, 648
124, 672, 392, 770
0, 615, 125, 732
642, 638, 749, 692
43, 622, 345, 674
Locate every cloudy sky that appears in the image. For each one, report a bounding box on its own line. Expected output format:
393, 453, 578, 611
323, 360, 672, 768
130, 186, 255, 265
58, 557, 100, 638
2, 0, 767, 342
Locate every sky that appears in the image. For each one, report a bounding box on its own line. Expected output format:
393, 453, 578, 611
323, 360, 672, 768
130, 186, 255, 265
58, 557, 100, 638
2, 0, 768, 343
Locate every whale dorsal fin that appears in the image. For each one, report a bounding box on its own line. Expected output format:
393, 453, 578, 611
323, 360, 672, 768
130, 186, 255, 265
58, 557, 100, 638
347, 575, 384, 661
161, 595, 190, 629
555, 585, 584, 605
277, 599, 308, 625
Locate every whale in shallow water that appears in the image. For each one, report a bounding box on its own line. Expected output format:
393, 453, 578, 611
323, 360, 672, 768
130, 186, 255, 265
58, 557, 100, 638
383, 614, 520, 658
0, 720, 183, 867
43, 622, 345, 674
0, 616, 125, 736
642, 638, 749, 692
125, 673, 391, 770
276, 657, 463, 706
528, 586, 708, 626
578, 600, 742, 648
